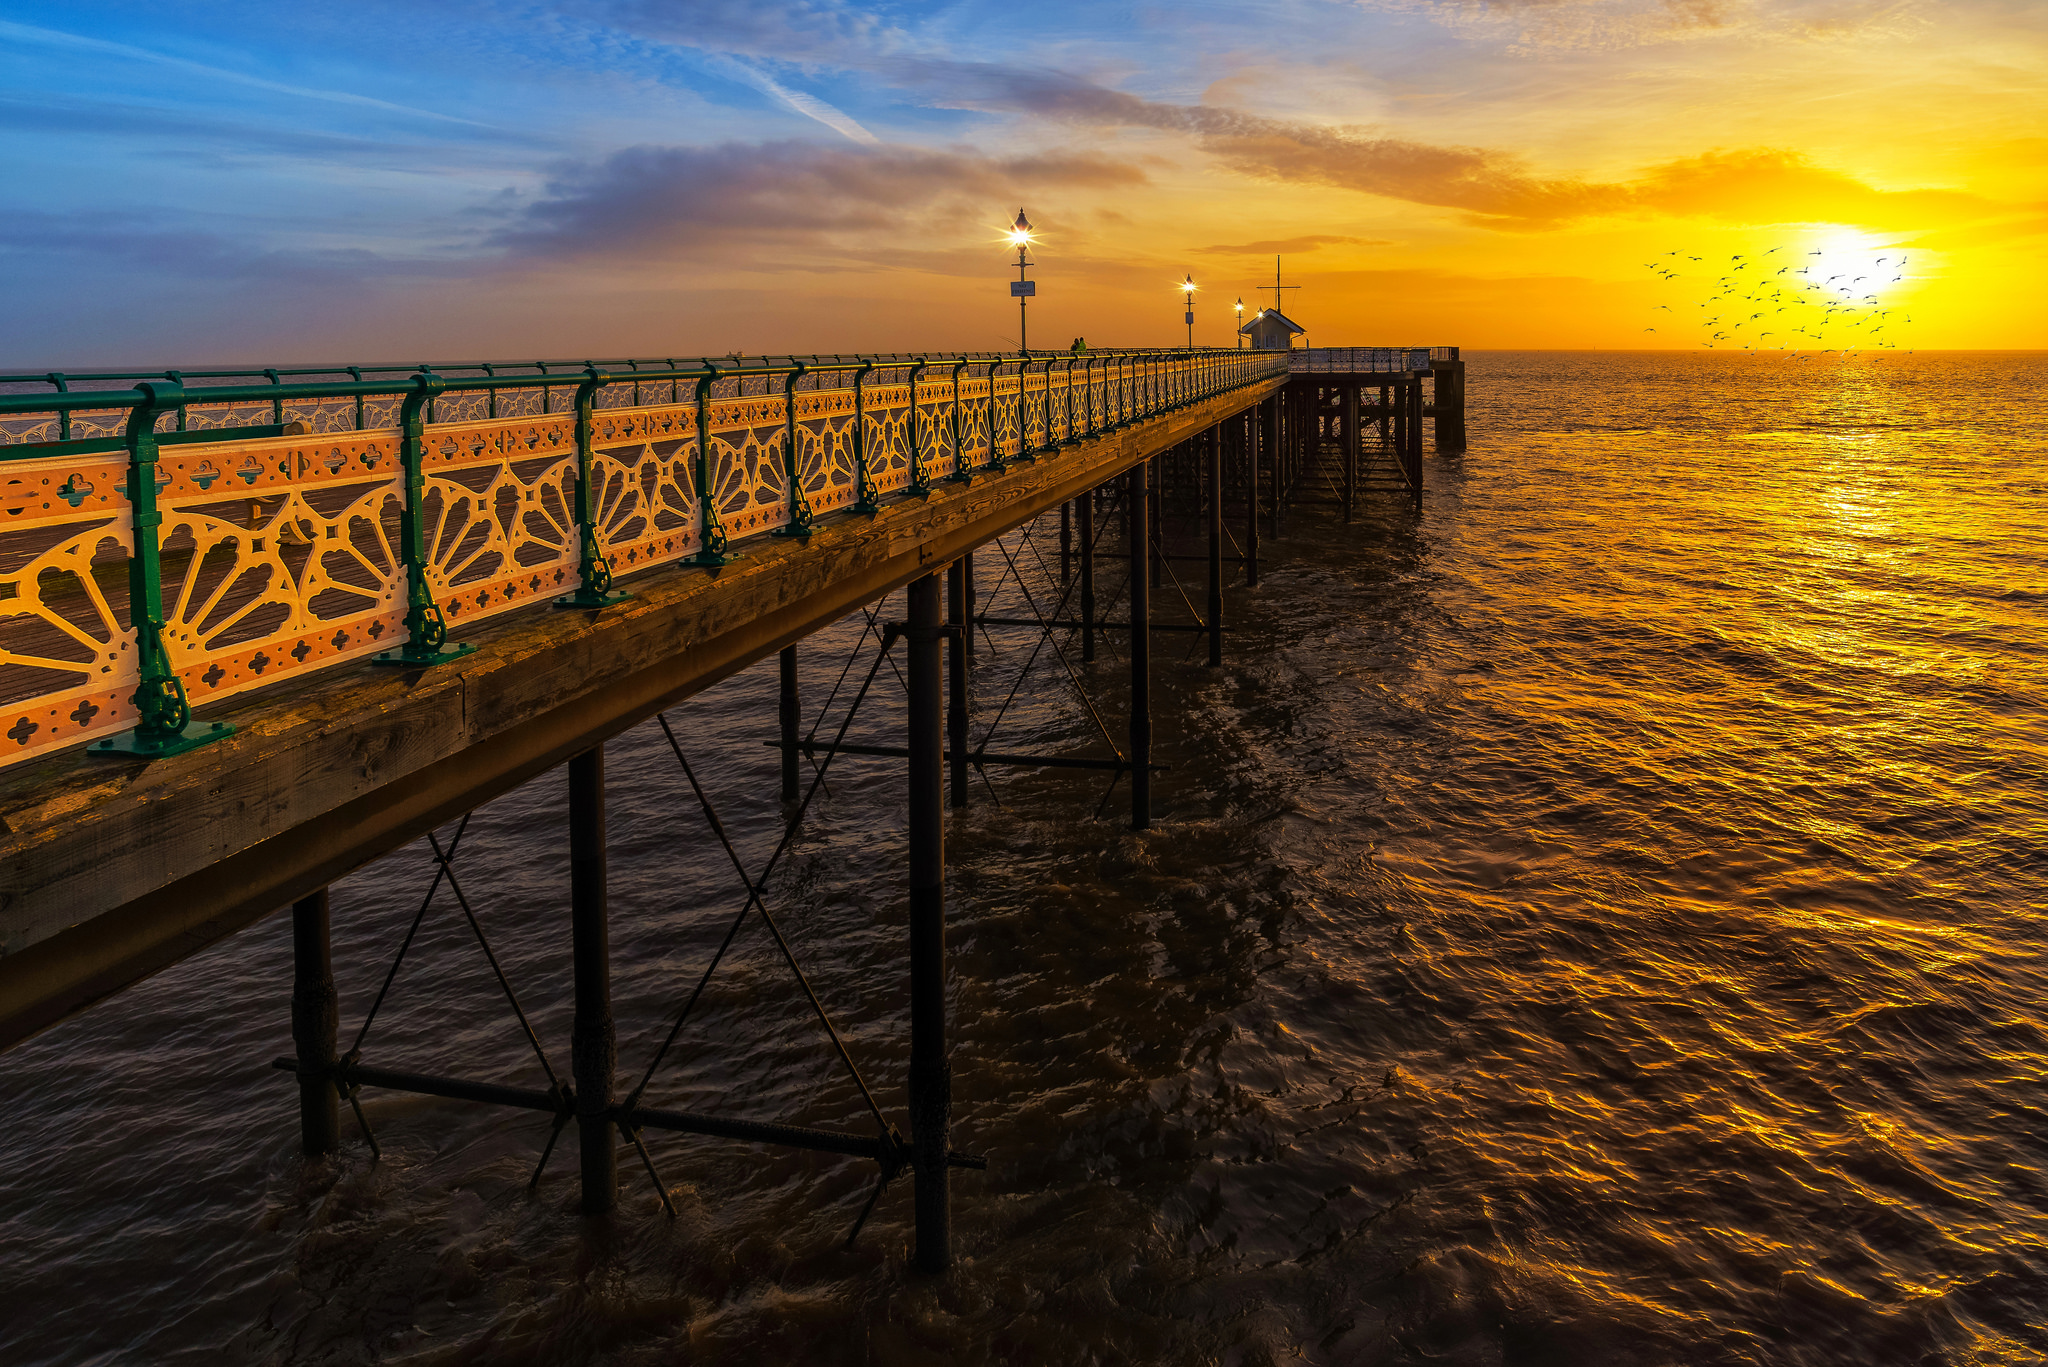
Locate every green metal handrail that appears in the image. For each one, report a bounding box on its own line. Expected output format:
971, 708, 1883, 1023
0, 348, 1282, 764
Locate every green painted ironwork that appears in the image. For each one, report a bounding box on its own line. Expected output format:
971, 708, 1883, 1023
905, 358, 932, 495
89, 380, 235, 759
774, 361, 814, 538
685, 365, 735, 566
947, 360, 972, 485
374, 372, 476, 667
851, 359, 880, 514
554, 367, 633, 610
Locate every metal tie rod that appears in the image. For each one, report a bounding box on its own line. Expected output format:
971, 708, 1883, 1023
272, 1058, 986, 1168
763, 740, 1169, 773
973, 615, 1219, 635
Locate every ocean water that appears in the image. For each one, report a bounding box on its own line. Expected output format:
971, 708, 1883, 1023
1, 350, 2043, 1365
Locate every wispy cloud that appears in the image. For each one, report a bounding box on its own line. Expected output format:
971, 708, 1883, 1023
1196, 235, 1393, 253
0, 19, 494, 129
489, 140, 1145, 260
714, 57, 880, 145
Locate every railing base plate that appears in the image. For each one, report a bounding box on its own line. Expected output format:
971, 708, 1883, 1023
372, 642, 478, 668
553, 589, 635, 611
89, 721, 234, 760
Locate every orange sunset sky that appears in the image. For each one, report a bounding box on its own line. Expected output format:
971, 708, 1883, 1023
2, 0, 2043, 364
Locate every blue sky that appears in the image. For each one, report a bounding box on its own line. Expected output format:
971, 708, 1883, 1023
3, 0, 2041, 364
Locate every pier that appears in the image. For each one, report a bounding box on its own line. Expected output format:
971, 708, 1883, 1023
0, 342, 1462, 1271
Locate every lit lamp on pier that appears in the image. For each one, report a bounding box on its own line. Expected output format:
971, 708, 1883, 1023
1234, 297, 1245, 348
1181, 274, 1197, 349
1007, 209, 1036, 355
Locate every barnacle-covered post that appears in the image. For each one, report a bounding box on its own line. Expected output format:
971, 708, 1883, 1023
555, 367, 632, 609
93, 379, 236, 756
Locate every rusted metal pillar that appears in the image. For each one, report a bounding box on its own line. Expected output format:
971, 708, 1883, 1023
1080, 491, 1097, 663
946, 558, 969, 810
1129, 459, 1152, 831
570, 746, 616, 1216
778, 645, 800, 802
905, 570, 951, 1273
1206, 425, 1223, 667
1246, 408, 1260, 588
290, 887, 339, 1155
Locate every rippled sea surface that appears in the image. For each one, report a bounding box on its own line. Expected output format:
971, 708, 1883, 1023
3, 351, 2045, 1365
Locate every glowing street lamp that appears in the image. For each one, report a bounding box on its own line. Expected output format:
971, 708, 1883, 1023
1180, 274, 1197, 349
1008, 208, 1035, 356
1234, 296, 1245, 348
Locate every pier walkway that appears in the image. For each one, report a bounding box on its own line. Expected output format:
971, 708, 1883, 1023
0, 341, 1461, 1271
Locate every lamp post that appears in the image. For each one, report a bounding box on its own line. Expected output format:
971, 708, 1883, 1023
1180, 275, 1196, 350
1234, 297, 1245, 348
1008, 209, 1035, 356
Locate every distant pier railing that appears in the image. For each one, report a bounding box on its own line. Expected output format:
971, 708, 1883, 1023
0, 349, 1282, 766
1288, 347, 1455, 373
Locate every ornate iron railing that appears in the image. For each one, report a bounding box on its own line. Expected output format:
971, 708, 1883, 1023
1286, 347, 1445, 373
0, 349, 1282, 766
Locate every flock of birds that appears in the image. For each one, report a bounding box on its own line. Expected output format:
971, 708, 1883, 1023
1641, 247, 1914, 359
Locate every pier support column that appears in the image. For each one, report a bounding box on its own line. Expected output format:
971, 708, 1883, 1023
1264, 394, 1282, 541
1343, 382, 1361, 524
1410, 376, 1426, 508
1129, 459, 1152, 831
1433, 360, 1466, 451
905, 571, 951, 1274
778, 646, 800, 802
1245, 408, 1260, 589
947, 559, 969, 810
570, 746, 616, 1217
290, 887, 339, 1155
1060, 499, 1072, 584
1149, 471, 1162, 590
960, 552, 975, 661
1080, 493, 1097, 663
1392, 379, 1408, 495
1207, 425, 1223, 668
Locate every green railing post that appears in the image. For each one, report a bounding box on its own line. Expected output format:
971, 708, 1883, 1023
947, 360, 971, 484
1061, 357, 1078, 446
983, 361, 1010, 475
906, 358, 932, 494
685, 364, 736, 566
374, 372, 475, 667
774, 361, 815, 538
47, 373, 70, 442
555, 367, 632, 609
89, 381, 233, 758
851, 359, 881, 513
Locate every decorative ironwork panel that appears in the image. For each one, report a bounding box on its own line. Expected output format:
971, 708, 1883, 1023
1, 429, 406, 762
0, 351, 1284, 765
